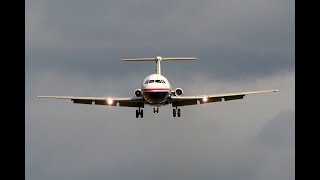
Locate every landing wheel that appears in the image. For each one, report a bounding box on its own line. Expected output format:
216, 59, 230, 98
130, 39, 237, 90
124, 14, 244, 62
173, 108, 181, 117
136, 108, 143, 118
153, 107, 159, 113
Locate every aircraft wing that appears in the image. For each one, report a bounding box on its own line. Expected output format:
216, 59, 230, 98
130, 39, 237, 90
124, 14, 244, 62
170, 89, 279, 107
38, 96, 145, 107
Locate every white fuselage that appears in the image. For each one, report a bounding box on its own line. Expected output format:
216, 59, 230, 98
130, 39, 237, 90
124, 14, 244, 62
141, 74, 171, 105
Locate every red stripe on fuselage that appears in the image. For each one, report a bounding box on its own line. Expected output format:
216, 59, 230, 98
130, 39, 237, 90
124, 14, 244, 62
142, 88, 171, 92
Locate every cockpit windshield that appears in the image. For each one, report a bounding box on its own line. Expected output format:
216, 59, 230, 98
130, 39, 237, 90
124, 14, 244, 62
147, 79, 166, 83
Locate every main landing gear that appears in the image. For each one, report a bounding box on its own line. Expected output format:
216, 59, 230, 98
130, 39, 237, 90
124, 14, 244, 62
153, 107, 159, 113
136, 107, 143, 118
173, 107, 181, 117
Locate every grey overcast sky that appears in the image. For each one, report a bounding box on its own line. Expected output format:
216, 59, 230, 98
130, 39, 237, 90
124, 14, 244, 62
26, 0, 294, 179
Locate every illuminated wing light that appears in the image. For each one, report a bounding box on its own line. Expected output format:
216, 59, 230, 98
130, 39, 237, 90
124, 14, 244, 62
107, 99, 114, 105
202, 97, 208, 103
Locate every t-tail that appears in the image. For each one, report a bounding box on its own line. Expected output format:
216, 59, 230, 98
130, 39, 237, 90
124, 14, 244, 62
122, 56, 197, 75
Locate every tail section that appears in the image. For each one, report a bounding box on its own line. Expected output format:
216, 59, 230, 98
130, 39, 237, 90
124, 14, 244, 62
122, 56, 197, 75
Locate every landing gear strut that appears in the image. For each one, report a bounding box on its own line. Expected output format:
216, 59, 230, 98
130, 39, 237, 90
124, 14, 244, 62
136, 107, 143, 118
173, 107, 181, 117
153, 107, 159, 113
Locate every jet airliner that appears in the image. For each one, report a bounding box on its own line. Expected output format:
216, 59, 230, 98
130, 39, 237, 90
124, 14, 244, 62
38, 56, 278, 118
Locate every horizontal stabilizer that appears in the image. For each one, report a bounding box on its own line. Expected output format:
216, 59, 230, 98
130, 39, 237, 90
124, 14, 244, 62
161, 57, 197, 61
122, 58, 156, 61
121, 56, 197, 75
122, 56, 197, 62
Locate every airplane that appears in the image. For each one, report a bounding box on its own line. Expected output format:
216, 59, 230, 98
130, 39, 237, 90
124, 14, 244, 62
38, 56, 279, 118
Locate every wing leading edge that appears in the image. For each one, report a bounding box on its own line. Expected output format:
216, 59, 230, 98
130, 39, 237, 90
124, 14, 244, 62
38, 89, 278, 108
171, 89, 279, 107
38, 96, 145, 107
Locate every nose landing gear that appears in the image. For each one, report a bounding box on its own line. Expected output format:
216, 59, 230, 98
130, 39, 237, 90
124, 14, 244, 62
153, 107, 159, 113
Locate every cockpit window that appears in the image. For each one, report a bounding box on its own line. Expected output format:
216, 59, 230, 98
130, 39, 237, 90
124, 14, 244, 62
148, 80, 165, 83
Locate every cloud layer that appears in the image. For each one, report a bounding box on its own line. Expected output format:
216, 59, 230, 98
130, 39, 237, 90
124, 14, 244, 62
26, 0, 294, 179
26, 0, 294, 80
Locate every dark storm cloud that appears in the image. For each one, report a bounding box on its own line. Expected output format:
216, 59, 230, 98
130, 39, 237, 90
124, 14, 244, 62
26, 70, 294, 180
249, 110, 295, 180
26, 0, 294, 179
255, 110, 295, 148
26, 0, 294, 80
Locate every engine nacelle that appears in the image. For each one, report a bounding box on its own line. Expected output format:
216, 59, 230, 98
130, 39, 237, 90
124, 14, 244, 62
174, 88, 183, 96
134, 89, 142, 97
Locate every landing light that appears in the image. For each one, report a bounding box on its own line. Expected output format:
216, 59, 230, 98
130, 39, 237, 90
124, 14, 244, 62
202, 97, 208, 103
107, 99, 113, 105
